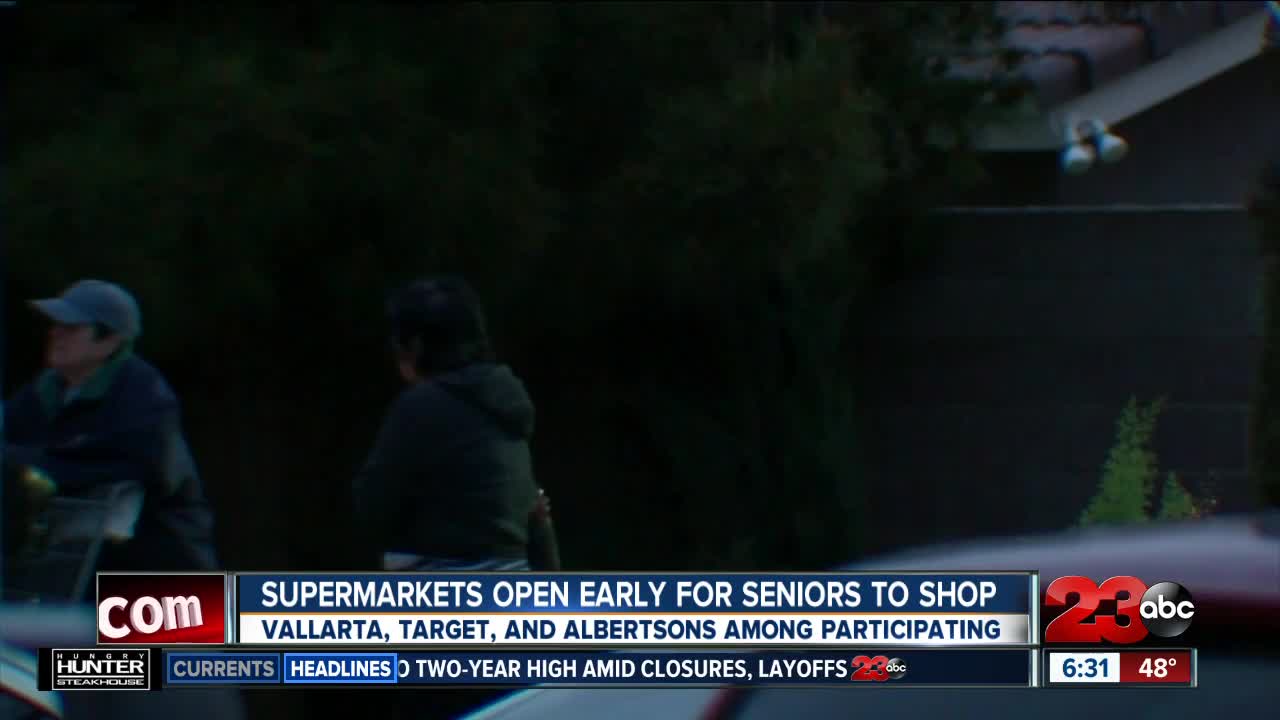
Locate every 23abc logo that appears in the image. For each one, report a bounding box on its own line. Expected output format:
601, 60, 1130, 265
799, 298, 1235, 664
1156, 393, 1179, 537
850, 655, 908, 682
1043, 576, 1195, 644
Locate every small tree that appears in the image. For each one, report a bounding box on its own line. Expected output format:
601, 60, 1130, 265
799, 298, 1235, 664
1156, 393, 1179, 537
1080, 398, 1161, 526
1081, 399, 1216, 526
1156, 473, 1199, 521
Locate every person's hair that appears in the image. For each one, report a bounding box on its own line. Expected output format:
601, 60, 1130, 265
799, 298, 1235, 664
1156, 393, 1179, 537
386, 276, 493, 375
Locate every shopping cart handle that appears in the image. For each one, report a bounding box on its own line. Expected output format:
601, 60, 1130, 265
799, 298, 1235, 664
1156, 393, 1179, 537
47, 482, 144, 545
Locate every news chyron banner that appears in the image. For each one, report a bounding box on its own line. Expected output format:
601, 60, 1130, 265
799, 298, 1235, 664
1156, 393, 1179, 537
68, 571, 1041, 689
234, 573, 1033, 647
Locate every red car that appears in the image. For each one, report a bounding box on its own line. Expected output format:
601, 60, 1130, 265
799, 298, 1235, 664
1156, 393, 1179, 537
462, 511, 1280, 719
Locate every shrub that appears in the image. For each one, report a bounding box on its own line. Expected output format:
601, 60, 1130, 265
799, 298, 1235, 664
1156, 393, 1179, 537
1155, 473, 1199, 520
1080, 398, 1161, 526
1080, 398, 1216, 527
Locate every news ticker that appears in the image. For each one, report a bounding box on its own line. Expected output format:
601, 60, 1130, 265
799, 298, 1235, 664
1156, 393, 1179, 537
36, 648, 1198, 689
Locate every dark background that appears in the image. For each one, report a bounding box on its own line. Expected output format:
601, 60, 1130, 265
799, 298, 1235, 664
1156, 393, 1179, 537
4, 3, 1277, 719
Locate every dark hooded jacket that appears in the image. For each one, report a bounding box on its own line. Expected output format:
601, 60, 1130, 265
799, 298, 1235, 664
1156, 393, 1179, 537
4, 349, 218, 578
353, 362, 539, 561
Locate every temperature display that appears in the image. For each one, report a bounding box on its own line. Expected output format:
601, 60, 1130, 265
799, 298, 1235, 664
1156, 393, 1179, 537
1119, 651, 1194, 684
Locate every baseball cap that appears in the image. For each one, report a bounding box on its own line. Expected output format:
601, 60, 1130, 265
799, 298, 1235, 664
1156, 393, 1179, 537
29, 279, 142, 339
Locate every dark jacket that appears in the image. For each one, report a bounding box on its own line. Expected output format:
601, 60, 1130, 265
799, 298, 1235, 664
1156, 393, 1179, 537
4, 349, 217, 574
354, 362, 539, 561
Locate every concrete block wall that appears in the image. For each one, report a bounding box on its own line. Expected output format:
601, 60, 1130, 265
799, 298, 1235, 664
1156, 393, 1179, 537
857, 210, 1259, 552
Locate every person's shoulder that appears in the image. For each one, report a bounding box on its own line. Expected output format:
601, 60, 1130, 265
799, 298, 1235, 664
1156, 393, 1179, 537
390, 381, 444, 415
8, 374, 40, 403
384, 381, 461, 431
6, 371, 50, 414
115, 354, 180, 407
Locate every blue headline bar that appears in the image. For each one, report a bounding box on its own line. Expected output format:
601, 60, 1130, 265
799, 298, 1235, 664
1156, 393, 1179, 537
235, 573, 1032, 614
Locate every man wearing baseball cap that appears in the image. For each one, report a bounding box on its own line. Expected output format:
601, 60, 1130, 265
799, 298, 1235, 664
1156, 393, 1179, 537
4, 279, 218, 593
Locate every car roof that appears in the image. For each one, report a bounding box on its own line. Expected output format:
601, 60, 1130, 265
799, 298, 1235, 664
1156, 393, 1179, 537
0, 603, 97, 649
464, 687, 723, 720
463, 512, 1280, 719
0, 641, 63, 719
702, 511, 1280, 720
840, 511, 1280, 624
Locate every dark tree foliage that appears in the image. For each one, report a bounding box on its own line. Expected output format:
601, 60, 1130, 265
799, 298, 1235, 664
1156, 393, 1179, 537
5, 3, 1019, 575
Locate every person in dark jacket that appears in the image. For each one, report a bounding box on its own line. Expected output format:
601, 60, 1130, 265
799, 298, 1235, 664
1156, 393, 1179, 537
354, 276, 553, 571
4, 280, 218, 594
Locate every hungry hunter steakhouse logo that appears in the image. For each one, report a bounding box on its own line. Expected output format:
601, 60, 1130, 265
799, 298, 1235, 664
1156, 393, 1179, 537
51, 649, 151, 690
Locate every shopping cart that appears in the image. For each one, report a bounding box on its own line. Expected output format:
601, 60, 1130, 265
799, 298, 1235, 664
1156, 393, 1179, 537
3, 481, 143, 603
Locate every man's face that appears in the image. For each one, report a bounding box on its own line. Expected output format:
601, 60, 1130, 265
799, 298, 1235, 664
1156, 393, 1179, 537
396, 349, 420, 384
46, 323, 119, 377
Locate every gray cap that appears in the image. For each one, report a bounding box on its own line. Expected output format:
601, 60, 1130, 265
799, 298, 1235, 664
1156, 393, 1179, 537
29, 279, 142, 339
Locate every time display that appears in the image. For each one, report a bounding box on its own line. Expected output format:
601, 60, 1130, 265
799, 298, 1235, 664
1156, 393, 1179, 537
1047, 652, 1121, 684
1062, 657, 1109, 679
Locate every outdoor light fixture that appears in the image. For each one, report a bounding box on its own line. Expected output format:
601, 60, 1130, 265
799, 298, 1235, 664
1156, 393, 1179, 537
1060, 120, 1095, 175
1084, 118, 1129, 164
1059, 116, 1128, 174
